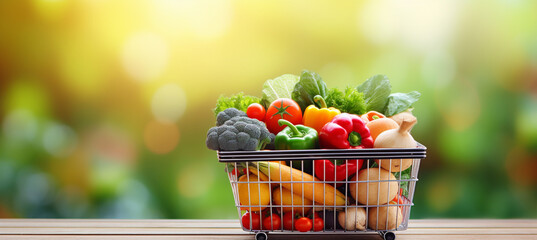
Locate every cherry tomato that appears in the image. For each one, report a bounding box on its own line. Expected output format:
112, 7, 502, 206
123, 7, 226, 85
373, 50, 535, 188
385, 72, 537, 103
247, 103, 266, 122
282, 212, 295, 230
311, 212, 324, 231
262, 213, 282, 230
313, 216, 324, 231
295, 217, 313, 232
265, 98, 302, 134
241, 212, 262, 230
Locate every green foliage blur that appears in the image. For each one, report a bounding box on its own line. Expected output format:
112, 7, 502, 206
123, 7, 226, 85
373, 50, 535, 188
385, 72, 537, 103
1, 0, 536, 219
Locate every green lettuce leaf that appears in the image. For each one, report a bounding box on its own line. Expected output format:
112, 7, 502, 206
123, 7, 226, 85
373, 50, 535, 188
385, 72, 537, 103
260, 74, 299, 107
213, 92, 260, 116
357, 75, 391, 112
292, 70, 328, 111
393, 167, 411, 197
325, 87, 367, 115
384, 91, 421, 117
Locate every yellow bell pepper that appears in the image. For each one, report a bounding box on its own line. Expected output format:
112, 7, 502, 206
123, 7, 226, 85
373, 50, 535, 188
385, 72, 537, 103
303, 95, 341, 133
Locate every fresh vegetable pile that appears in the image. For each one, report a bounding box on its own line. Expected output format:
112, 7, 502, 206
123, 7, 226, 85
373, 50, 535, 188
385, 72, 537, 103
206, 70, 421, 232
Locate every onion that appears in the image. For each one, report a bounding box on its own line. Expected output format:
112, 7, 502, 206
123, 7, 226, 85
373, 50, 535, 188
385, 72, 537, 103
374, 117, 417, 172
389, 110, 416, 127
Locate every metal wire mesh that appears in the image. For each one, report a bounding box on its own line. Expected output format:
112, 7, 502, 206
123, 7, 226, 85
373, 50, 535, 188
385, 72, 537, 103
219, 143, 426, 234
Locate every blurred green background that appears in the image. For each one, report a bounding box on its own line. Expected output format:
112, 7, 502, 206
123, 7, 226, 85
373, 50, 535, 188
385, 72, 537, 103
1, 0, 536, 219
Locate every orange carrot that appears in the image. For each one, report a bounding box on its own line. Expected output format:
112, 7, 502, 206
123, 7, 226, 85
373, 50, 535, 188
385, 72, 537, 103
254, 161, 347, 206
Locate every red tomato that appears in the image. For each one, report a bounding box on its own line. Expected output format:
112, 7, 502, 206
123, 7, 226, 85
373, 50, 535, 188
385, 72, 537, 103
282, 212, 295, 230
241, 212, 262, 230
295, 217, 313, 232
262, 213, 282, 230
310, 212, 324, 231
313, 216, 324, 231
247, 103, 266, 122
265, 98, 302, 134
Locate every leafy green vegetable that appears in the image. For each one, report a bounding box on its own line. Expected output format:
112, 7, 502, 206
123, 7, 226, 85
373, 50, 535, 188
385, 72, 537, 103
393, 167, 411, 197
325, 87, 367, 115
357, 75, 392, 113
383, 91, 421, 117
213, 92, 260, 116
292, 70, 328, 112
260, 74, 299, 108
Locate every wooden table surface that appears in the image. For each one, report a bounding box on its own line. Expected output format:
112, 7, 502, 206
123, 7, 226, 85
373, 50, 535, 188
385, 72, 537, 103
1, 219, 536, 240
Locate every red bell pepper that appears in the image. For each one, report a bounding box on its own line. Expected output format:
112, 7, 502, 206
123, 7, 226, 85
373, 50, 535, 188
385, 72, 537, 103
319, 113, 374, 149
314, 159, 363, 184
316, 113, 372, 183
360, 111, 386, 123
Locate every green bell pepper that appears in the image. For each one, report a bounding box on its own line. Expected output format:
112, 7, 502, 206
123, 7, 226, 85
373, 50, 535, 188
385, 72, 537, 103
274, 119, 318, 174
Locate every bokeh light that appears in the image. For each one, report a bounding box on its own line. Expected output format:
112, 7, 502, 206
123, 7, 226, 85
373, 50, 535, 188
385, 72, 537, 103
0, 160, 16, 194
16, 172, 53, 206
121, 32, 169, 82
181, 0, 233, 39
421, 50, 457, 90
3, 79, 50, 118
2, 110, 38, 143
151, 83, 187, 123
506, 146, 537, 186
42, 122, 77, 157
86, 125, 137, 165
32, 0, 68, 22
516, 96, 537, 149
426, 175, 460, 213
58, 38, 110, 101
359, 0, 459, 52
438, 80, 481, 132
143, 120, 179, 154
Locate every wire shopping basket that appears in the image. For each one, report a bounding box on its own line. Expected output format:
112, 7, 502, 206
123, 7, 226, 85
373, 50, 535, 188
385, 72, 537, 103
218, 143, 426, 240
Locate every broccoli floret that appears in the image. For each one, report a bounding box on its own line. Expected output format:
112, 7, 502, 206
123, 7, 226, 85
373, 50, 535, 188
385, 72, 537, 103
265, 133, 276, 150
216, 108, 247, 126
206, 116, 272, 151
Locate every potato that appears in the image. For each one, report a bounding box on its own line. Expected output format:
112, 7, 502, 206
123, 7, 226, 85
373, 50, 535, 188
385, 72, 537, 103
238, 174, 270, 211
368, 206, 403, 230
338, 207, 366, 231
272, 187, 312, 213
349, 168, 398, 205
